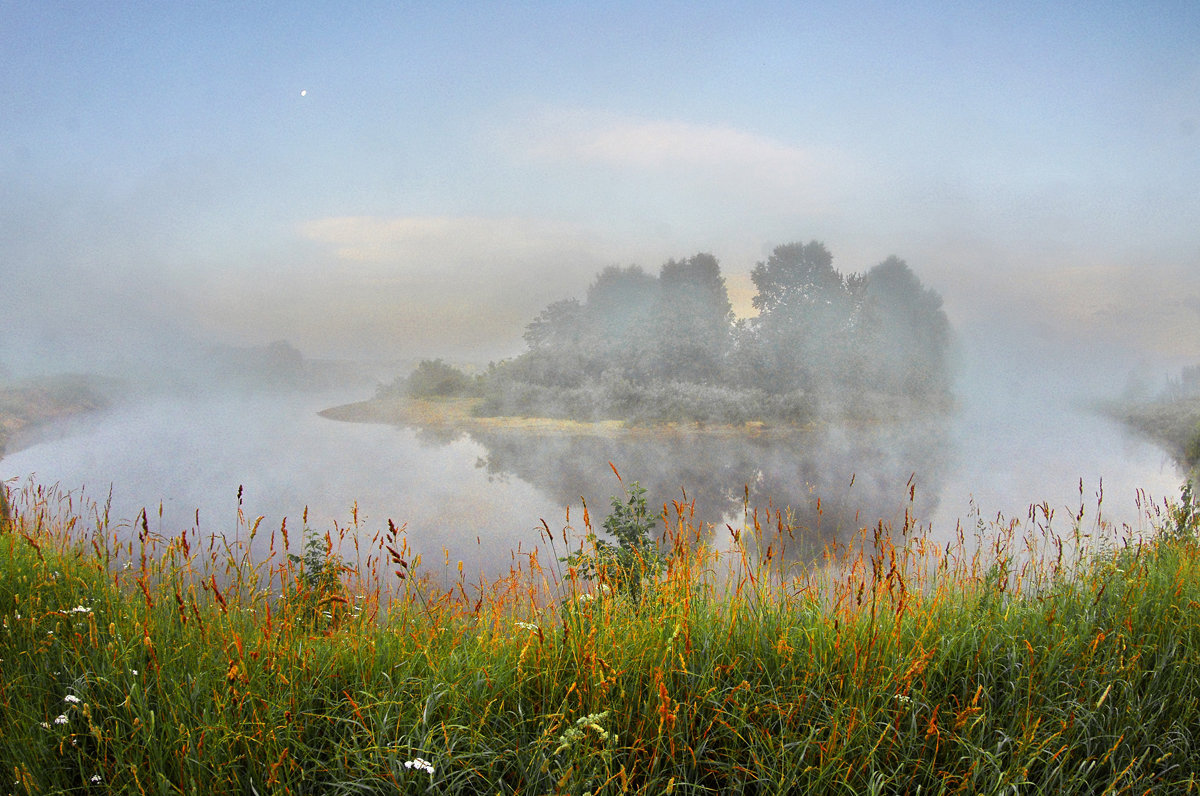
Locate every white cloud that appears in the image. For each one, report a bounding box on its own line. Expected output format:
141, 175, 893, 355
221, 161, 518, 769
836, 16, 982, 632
510, 111, 855, 218
537, 117, 815, 173
298, 215, 594, 268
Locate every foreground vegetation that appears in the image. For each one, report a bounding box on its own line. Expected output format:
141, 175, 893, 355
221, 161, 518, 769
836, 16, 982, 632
2, 475, 1200, 794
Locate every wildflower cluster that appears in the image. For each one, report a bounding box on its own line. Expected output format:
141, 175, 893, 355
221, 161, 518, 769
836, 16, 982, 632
555, 711, 617, 754
403, 757, 435, 775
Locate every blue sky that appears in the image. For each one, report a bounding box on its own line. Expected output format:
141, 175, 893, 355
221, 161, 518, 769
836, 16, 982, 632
2, 1, 1198, 367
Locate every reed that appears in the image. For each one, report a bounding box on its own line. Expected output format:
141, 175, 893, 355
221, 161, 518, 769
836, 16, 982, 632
1, 475, 1198, 794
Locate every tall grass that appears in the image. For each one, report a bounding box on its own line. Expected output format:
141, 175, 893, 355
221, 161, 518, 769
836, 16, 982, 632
1, 475, 1199, 794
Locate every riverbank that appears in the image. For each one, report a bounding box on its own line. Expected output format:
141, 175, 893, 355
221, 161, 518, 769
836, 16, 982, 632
319, 395, 797, 437
1101, 395, 1200, 472
318, 394, 854, 439
0, 374, 112, 458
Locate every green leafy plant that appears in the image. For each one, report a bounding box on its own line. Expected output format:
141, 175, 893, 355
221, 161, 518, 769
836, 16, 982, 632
563, 477, 662, 604
287, 530, 350, 629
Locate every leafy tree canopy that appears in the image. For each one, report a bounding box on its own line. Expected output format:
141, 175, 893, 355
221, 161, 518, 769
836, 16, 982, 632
476, 242, 954, 423
750, 241, 843, 315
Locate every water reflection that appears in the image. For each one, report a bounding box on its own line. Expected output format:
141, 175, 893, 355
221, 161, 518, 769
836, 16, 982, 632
469, 417, 953, 560
1, 369, 1184, 586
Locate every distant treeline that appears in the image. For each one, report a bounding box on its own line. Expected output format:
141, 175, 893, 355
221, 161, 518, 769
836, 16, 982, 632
201, 341, 376, 393
385, 241, 954, 424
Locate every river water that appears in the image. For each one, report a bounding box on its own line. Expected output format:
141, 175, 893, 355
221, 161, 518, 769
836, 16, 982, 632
1, 340, 1186, 583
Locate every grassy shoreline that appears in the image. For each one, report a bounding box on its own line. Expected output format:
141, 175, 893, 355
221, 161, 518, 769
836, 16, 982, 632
2, 477, 1199, 793
319, 396, 633, 436
317, 394, 876, 439
1102, 395, 1200, 471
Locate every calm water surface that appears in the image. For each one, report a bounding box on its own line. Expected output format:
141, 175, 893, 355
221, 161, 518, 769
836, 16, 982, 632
2, 349, 1185, 582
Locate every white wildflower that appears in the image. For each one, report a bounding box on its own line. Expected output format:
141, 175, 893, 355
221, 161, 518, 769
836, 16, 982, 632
54, 714, 69, 725
68, 605, 92, 614
403, 757, 435, 775
64, 695, 81, 705
514, 621, 539, 632
90, 774, 102, 784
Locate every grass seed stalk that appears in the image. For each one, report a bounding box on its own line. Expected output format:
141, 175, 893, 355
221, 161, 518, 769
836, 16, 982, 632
0, 476, 1198, 794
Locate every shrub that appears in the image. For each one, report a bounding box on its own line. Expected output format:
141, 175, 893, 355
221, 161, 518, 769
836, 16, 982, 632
286, 530, 351, 630
562, 481, 662, 605
405, 359, 471, 399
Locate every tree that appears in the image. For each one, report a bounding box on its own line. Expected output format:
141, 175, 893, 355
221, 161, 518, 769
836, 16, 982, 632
482, 241, 955, 423
645, 253, 734, 383
516, 298, 590, 388
582, 265, 660, 377
405, 359, 471, 398
750, 241, 842, 315
749, 241, 854, 392
859, 256, 952, 397
561, 480, 661, 605
523, 298, 584, 353
0, 481, 10, 532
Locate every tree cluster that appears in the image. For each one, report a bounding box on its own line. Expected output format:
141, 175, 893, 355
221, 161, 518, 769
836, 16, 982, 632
377, 358, 473, 400
478, 241, 953, 423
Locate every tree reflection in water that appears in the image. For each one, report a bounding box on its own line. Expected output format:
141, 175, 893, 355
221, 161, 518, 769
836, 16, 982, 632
467, 419, 952, 564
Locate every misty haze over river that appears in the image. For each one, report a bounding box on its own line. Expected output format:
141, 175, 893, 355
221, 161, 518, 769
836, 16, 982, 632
1, 327, 1185, 583
4, 4, 1198, 592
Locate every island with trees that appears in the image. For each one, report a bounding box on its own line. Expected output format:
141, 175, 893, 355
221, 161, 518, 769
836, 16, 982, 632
326, 240, 955, 433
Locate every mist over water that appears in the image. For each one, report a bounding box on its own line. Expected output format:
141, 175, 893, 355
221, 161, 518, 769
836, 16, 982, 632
1, 326, 1185, 582
927, 326, 1183, 539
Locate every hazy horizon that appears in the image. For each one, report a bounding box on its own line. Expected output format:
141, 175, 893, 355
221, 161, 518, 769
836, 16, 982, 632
2, 3, 1197, 379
